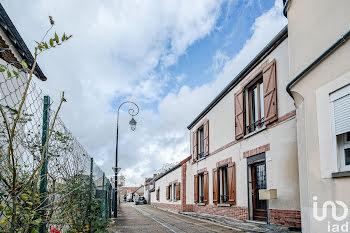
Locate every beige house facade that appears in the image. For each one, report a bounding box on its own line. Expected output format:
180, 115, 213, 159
285, 0, 350, 232
186, 26, 300, 228
151, 27, 301, 228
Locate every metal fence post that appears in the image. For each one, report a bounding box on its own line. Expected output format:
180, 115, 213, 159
87, 157, 93, 233
104, 178, 108, 220
39, 96, 50, 233
102, 173, 105, 219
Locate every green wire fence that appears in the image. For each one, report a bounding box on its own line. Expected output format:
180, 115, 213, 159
0, 46, 112, 232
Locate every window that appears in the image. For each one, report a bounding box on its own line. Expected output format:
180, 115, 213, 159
192, 120, 209, 162
213, 162, 236, 205
331, 85, 350, 172
167, 185, 172, 201
218, 166, 229, 203
172, 183, 176, 201
235, 60, 277, 140
197, 126, 205, 159
156, 188, 160, 201
338, 132, 350, 171
194, 172, 208, 204
246, 78, 264, 134
198, 173, 204, 203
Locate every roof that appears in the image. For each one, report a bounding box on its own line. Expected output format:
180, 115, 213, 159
154, 155, 191, 181
0, 3, 47, 81
187, 26, 288, 130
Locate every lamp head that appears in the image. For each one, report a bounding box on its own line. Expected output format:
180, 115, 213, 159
129, 117, 137, 131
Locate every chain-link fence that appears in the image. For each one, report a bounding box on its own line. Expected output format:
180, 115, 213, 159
0, 46, 112, 232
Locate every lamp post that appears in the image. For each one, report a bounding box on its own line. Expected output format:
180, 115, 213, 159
114, 101, 139, 218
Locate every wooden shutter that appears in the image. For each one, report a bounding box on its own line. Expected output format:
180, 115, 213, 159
156, 189, 159, 201
212, 168, 218, 205
194, 174, 198, 203
204, 120, 209, 156
235, 89, 245, 139
176, 182, 181, 200
193, 131, 198, 161
166, 186, 169, 200
204, 171, 209, 204
228, 162, 236, 205
263, 60, 277, 125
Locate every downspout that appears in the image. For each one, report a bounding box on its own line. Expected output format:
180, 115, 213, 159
286, 29, 350, 99
283, 0, 291, 17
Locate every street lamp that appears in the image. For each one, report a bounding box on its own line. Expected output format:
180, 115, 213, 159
114, 101, 139, 218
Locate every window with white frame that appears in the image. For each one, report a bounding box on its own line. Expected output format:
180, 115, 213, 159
198, 173, 204, 203
218, 165, 229, 203
331, 84, 350, 172
197, 126, 205, 159
246, 77, 264, 134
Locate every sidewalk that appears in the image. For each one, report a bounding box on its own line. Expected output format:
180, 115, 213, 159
178, 211, 301, 233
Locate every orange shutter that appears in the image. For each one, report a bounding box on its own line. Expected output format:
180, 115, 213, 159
194, 174, 198, 203
228, 162, 236, 205
204, 120, 209, 156
193, 131, 198, 161
204, 171, 209, 204
263, 60, 277, 125
166, 186, 169, 200
212, 168, 218, 205
176, 182, 181, 200
235, 89, 245, 139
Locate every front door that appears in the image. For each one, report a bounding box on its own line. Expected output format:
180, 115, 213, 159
251, 162, 267, 221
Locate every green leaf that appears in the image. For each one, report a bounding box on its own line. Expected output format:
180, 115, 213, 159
55, 32, 59, 43
12, 70, 19, 78
49, 38, 54, 47
21, 193, 29, 200
32, 218, 42, 225
21, 60, 28, 69
26, 201, 33, 206
0, 68, 5, 72
7, 70, 11, 78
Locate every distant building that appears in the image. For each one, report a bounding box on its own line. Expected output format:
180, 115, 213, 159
143, 174, 157, 203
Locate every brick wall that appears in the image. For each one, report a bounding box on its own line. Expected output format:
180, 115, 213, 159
181, 164, 187, 211
192, 204, 248, 220
270, 209, 301, 228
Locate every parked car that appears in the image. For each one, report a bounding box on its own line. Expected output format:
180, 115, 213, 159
135, 196, 147, 205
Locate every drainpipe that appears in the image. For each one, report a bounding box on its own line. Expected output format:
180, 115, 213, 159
283, 0, 291, 17
286, 29, 350, 99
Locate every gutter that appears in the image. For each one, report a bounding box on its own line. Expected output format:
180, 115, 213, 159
286, 29, 350, 98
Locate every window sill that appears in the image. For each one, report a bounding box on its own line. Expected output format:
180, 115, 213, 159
332, 171, 350, 178
197, 203, 206, 206
244, 125, 266, 139
217, 203, 230, 207
196, 157, 206, 162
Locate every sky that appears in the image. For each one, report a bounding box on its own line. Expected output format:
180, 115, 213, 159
2, 0, 287, 186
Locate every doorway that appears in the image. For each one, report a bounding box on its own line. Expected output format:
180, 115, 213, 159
247, 153, 267, 222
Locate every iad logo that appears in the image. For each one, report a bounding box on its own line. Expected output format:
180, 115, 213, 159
313, 196, 349, 232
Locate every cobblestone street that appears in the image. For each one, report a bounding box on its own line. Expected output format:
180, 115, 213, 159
108, 203, 244, 233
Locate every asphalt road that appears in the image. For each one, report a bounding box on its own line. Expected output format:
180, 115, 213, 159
108, 203, 245, 233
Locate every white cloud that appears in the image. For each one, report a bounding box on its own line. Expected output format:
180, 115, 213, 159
1, 0, 286, 186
